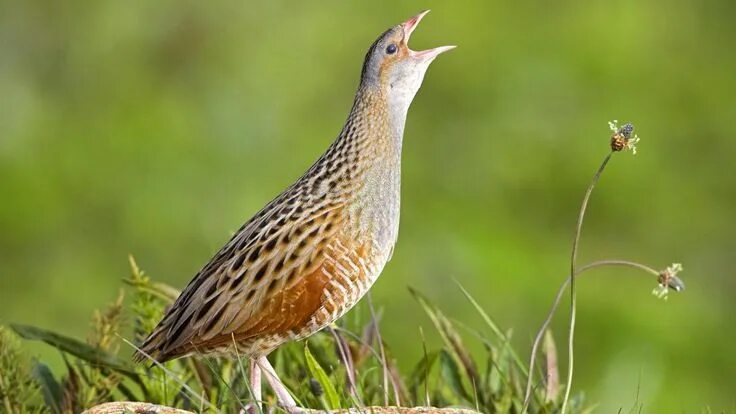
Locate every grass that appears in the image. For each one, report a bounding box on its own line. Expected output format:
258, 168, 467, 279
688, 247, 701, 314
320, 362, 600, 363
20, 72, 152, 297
2, 257, 578, 413
0, 121, 684, 414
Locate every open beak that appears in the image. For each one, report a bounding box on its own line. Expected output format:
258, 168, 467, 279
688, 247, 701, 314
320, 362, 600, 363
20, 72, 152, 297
401, 10, 456, 61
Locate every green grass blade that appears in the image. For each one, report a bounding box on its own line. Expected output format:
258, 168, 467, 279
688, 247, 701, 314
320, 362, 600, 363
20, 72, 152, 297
408, 287, 481, 394
454, 280, 529, 376
31, 359, 63, 414
304, 343, 340, 409
11, 324, 137, 375
407, 349, 439, 391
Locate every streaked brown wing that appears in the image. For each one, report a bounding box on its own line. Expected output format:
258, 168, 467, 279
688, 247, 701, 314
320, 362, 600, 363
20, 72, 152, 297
134, 197, 346, 362
186, 235, 372, 354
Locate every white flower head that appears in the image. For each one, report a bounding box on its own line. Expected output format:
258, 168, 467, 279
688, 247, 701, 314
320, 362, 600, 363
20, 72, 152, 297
608, 120, 620, 133
652, 285, 668, 300
627, 133, 640, 155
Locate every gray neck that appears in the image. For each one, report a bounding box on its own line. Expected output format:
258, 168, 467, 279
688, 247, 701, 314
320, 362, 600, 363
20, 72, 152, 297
286, 85, 409, 254
337, 87, 405, 250
345, 86, 406, 160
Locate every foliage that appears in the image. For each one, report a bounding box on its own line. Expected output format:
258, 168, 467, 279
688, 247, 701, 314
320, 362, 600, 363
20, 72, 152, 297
3, 256, 588, 413
3, 122, 688, 413
2, 2, 733, 411
0, 326, 48, 414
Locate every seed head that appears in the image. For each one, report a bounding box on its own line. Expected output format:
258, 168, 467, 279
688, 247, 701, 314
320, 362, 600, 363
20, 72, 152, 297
652, 263, 685, 300
609, 120, 640, 154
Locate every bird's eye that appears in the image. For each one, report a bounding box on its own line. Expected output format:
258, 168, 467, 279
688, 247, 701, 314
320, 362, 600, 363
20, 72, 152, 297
385, 44, 398, 55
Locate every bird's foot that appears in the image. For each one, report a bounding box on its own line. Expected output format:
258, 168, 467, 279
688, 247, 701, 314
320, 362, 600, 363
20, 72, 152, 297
257, 356, 301, 414
240, 403, 304, 414
240, 402, 261, 414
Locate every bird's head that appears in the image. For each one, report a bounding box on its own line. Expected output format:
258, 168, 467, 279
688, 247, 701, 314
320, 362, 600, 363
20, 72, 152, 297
359, 10, 455, 109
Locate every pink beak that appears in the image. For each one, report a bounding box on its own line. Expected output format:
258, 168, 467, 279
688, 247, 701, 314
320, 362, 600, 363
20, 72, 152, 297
401, 10, 456, 60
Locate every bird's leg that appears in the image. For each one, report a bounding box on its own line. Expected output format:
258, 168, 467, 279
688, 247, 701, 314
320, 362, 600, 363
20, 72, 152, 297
243, 358, 262, 414
257, 355, 300, 413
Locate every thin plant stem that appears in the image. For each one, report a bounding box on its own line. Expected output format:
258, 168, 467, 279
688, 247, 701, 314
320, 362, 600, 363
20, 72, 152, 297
577, 259, 659, 276
332, 327, 384, 362
454, 279, 529, 377
418, 326, 431, 407
521, 259, 659, 411
193, 349, 247, 413
561, 151, 613, 414
328, 326, 362, 406
118, 336, 220, 413
367, 294, 396, 406
334, 321, 410, 406
232, 334, 263, 414
451, 320, 527, 408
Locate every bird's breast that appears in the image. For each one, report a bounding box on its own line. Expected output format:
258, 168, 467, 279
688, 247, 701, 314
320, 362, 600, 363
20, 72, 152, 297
345, 157, 401, 265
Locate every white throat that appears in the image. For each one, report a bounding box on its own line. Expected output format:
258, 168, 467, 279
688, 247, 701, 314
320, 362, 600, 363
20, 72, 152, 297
386, 67, 428, 139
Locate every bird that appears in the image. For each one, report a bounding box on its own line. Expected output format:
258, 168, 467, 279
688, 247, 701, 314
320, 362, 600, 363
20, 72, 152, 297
134, 10, 454, 412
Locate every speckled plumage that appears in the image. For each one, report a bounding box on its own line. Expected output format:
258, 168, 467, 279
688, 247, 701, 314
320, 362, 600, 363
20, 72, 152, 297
134, 11, 453, 365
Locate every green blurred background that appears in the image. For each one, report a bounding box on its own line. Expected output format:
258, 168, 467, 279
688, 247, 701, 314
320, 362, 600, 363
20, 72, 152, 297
1, 0, 734, 412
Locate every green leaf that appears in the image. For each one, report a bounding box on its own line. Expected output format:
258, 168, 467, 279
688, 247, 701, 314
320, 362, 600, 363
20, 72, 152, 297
11, 324, 137, 375
438, 349, 469, 402
304, 343, 340, 409
32, 359, 63, 414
